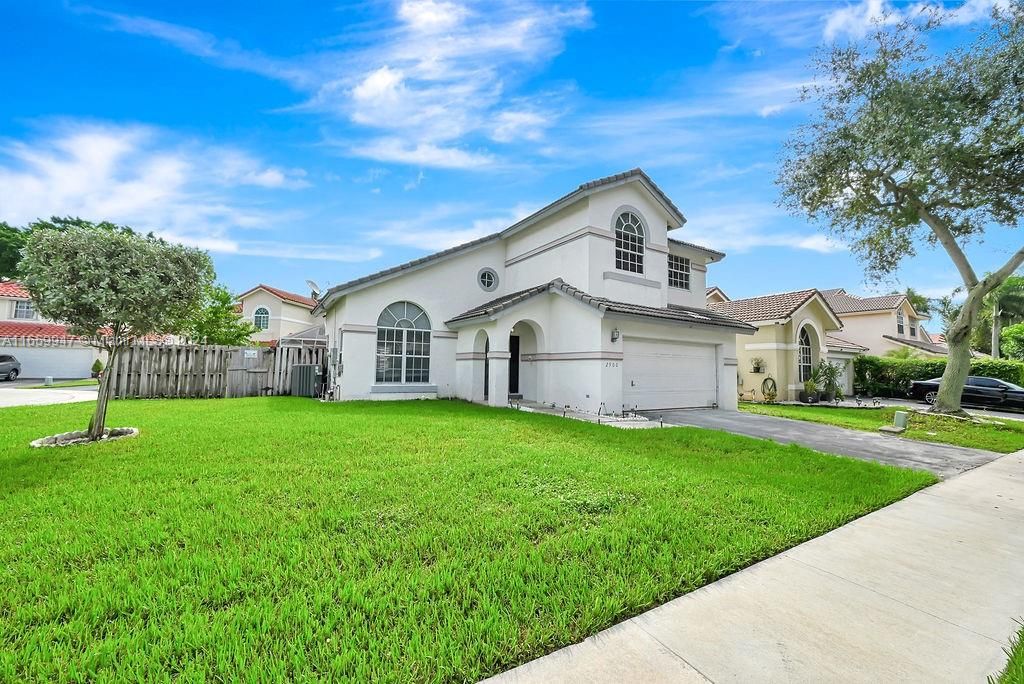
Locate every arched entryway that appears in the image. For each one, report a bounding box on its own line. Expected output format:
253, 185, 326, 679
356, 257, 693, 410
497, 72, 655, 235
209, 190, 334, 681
796, 322, 822, 383
508, 320, 543, 402
472, 329, 490, 402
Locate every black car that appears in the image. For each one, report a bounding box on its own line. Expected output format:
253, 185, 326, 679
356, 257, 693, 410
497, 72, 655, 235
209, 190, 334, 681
909, 375, 1024, 410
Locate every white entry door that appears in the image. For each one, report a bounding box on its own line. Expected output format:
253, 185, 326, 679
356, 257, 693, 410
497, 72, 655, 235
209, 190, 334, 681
622, 338, 718, 410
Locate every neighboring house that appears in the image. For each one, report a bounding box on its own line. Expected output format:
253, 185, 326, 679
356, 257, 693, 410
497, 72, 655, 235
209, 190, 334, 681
706, 288, 867, 400
820, 289, 942, 357
236, 284, 318, 345
312, 168, 755, 413
0, 280, 102, 379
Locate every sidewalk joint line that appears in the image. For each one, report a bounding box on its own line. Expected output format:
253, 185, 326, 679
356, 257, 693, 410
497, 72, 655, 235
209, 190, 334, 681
629, 617, 718, 684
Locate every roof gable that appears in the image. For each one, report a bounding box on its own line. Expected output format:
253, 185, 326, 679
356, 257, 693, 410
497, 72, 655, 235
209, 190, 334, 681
707, 289, 842, 329
314, 168, 690, 312
238, 284, 317, 309
445, 278, 755, 333
822, 288, 913, 316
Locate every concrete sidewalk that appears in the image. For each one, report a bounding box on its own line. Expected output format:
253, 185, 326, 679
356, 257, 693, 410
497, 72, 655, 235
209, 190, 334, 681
486, 452, 1024, 683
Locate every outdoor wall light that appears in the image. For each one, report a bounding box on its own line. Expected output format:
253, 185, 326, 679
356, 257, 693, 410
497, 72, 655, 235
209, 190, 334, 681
611, 328, 620, 342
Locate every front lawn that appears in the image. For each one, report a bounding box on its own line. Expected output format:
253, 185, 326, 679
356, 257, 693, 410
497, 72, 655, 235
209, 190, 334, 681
0, 399, 934, 682
993, 620, 1024, 683
741, 403, 1024, 454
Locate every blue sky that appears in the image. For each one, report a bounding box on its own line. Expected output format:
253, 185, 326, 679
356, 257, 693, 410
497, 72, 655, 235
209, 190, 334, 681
0, 0, 1016, 303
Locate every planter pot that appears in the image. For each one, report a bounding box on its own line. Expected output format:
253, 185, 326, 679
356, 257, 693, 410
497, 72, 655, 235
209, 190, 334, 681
799, 391, 820, 404
820, 391, 835, 403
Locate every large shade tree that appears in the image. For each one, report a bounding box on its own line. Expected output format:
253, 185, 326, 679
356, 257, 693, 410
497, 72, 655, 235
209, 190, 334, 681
779, 4, 1024, 415
20, 223, 214, 440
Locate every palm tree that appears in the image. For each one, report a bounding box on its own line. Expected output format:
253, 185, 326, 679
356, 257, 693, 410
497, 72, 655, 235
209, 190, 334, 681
885, 346, 921, 360
891, 287, 931, 317
987, 275, 1024, 359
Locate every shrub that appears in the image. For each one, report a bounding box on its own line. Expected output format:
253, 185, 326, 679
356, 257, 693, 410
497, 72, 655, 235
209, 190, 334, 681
91, 359, 104, 374
853, 355, 1024, 396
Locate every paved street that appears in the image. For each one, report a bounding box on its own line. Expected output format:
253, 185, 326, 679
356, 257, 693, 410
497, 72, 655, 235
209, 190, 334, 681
0, 383, 97, 408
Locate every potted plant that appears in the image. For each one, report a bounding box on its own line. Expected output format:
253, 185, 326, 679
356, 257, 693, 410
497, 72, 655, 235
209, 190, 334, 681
799, 378, 819, 403
750, 356, 766, 374
90, 358, 104, 379
815, 360, 843, 403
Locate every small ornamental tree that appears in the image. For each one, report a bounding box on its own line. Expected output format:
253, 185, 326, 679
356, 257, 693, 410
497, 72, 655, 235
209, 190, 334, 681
779, 5, 1024, 415
20, 223, 214, 440
182, 284, 259, 346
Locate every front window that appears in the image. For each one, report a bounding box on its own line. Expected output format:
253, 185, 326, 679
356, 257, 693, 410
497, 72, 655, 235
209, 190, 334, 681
668, 254, 690, 290
798, 327, 813, 382
253, 307, 270, 330
376, 301, 431, 384
897, 312, 905, 335
909, 320, 917, 338
614, 212, 645, 274
14, 300, 36, 319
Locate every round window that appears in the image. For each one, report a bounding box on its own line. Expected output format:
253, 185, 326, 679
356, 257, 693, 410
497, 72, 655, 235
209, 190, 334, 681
478, 268, 498, 292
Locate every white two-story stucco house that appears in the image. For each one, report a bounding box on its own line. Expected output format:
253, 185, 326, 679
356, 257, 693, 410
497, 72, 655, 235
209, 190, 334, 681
313, 169, 754, 414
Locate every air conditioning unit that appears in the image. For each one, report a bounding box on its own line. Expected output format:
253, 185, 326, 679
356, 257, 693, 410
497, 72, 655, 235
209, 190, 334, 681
290, 364, 324, 398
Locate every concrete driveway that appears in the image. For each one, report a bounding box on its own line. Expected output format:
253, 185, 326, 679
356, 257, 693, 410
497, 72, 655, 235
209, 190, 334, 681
0, 383, 97, 408
647, 409, 1000, 478
489, 451, 1024, 683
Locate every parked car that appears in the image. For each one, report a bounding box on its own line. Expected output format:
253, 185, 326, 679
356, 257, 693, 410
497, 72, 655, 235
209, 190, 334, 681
909, 375, 1024, 410
0, 354, 21, 381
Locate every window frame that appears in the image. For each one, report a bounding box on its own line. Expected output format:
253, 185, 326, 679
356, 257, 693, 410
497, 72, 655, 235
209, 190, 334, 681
668, 254, 691, 290
13, 300, 36, 320
253, 307, 270, 330
614, 211, 645, 274
375, 302, 431, 385
896, 311, 905, 335
798, 327, 813, 383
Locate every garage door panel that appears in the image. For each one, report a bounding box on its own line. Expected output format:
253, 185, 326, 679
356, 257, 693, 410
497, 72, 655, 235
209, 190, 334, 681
4, 347, 96, 379
623, 338, 717, 410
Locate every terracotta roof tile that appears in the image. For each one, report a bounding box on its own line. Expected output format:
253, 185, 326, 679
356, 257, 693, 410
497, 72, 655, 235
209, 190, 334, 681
0, 280, 29, 298
706, 289, 820, 322
239, 284, 317, 308
825, 333, 868, 351
0, 321, 72, 338
822, 288, 907, 314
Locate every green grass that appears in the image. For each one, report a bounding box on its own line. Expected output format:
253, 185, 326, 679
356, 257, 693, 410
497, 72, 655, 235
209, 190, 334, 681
23, 378, 98, 389
993, 620, 1024, 683
740, 403, 1024, 453
0, 398, 935, 682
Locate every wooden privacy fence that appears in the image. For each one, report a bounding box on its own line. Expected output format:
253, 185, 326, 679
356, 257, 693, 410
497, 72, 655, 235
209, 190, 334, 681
110, 344, 326, 399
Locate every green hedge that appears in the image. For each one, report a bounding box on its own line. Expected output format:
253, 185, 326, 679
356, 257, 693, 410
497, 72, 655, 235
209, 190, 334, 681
853, 355, 1024, 397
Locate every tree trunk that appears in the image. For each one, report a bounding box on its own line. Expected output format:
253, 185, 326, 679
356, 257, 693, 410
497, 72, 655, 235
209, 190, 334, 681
991, 299, 1002, 359
931, 290, 984, 416
87, 347, 119, 440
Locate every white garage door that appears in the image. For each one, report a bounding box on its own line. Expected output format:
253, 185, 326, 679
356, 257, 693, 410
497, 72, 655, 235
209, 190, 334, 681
623, 338, 718, 410
6, 347, 96, 379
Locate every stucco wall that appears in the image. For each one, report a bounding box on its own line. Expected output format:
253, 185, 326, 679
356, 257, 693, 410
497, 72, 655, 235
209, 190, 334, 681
239, 290, 316, 343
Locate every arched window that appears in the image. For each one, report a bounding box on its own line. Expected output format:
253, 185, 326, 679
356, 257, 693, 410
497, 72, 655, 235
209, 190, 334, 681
253, 307, 270, 330
798, 327, 813, 382
614, 212, 645, 273
376, 302, 431, 383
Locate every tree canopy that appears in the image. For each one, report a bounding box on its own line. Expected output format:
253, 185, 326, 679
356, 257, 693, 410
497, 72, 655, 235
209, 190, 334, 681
20, 221, 214, 439
182, 284, 259, 346
778, 4, 1024, 414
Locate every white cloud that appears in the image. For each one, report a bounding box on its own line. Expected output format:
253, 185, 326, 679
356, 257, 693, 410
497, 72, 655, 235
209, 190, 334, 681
0, 121, 377, 263
366, 201, 537, 251
676, 203, 846, 254
403, 170, 426, 191
84, 2, 591, 168
758, 103, 785, 117
823, 0, 1008, 40
348, 138, 494, 169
